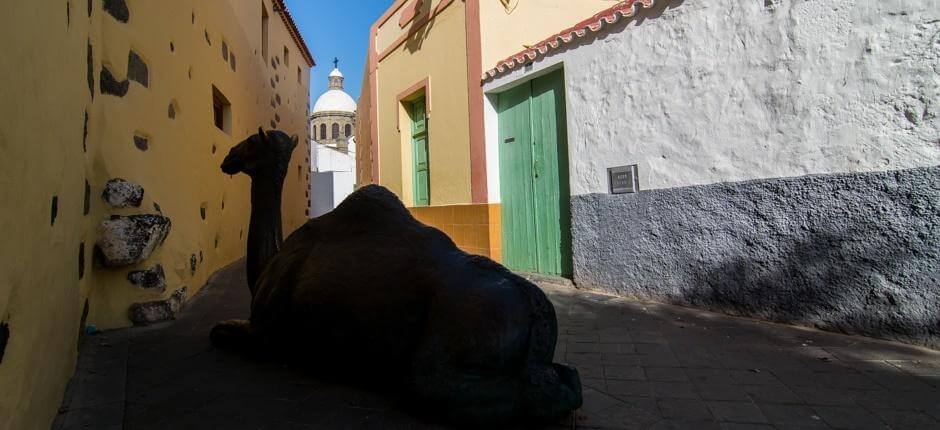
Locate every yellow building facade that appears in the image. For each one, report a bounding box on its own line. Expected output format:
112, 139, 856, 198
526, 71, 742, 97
0, 1, 312, 428
356, 0, 613, 261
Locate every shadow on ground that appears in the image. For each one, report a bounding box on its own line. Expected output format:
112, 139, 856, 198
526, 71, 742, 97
55, 260, 940, 429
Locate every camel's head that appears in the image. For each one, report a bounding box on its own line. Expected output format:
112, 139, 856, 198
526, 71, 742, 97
221, 128, 298, 177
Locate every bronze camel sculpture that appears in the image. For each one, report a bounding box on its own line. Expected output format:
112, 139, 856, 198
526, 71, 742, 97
212, 128, 582, 424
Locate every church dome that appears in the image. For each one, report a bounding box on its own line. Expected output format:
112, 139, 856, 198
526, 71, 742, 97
313, 67, 355, 114
313, 90, 356, 113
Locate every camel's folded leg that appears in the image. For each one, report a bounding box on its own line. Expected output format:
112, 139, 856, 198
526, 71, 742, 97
210, 319, 257, 351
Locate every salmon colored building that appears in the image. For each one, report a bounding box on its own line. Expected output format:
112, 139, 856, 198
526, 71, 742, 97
356, 0, 616, 267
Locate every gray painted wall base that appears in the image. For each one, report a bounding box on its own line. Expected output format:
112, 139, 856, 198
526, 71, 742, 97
571, 166, 940, 349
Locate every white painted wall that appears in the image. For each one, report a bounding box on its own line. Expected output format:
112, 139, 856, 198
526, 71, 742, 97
483, 0, 940, 195
308, 171, 356, 217
309, 138, 356, 217
311, 138, 356, 173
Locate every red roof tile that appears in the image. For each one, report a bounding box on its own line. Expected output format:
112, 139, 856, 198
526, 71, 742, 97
483, 0, 654, 80
274, 0, 315, 67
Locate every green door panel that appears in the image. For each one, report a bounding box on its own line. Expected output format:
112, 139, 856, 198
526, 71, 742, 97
531, 71, 572, 276
411, 97, 430, 206
497, 69, 571, 277
497, 83, 538, 272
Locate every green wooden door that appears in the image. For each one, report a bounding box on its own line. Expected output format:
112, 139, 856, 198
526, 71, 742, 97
497, 70, 572, 276
411, 97, 430, 206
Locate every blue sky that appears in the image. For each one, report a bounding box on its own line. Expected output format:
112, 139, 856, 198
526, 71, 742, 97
283, 0, 390, 104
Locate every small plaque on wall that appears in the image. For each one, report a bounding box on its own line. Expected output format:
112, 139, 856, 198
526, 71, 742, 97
608, 165, 639, 194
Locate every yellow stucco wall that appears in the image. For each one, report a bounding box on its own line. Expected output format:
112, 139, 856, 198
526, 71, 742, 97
376, 1, 472, 206
0, 1, 311, 428
479, 0, 613, 73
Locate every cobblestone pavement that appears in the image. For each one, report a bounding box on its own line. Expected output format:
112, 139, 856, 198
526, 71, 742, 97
55, 261, 940, 429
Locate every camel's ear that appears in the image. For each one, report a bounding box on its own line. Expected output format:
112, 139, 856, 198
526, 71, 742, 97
257, 127, 267, 143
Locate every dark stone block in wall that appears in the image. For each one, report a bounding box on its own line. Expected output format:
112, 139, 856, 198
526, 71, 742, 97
127, 50, 148, 87
86, 41, 94, 98
50, 195, 58, 225
78, 242, 86, 280
96, 214, 171, 267
133, 135, 148, 151
103, 0, 129, 22
82, 110, 88, 152
101, 178, 143, 208
127, 264, 166, 291
0, 322, 8, 364
83, 180, 91, 215
571, 166, 940, 348
99, 67, 128, 97
128, 287, 186, 326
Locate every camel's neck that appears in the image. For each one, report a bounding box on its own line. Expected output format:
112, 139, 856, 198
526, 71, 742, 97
246, 173, 284, 296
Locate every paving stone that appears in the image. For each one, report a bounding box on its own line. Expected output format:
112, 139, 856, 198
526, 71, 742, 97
607, 380, 652, 397
650, 382, 700, 399
687, 369, 735, 385
645, 367, 689, 382
658, 398, 714, 420
729, 369, 784, 386
707, 401, 768, 424
581, 387, 623, 413
870, 408, 939, 428
718, 424, 775, 430
695, 384, 751, 401
757, 403, 827, 427
605, 365, 645, 381
742, 384, 803, 404
812, 406, 889, 430
603, 352, 642, 366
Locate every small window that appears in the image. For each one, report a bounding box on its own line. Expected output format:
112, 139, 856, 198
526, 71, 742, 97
261, 3, 269, 60
212, 85, 231, 133
331, 123, 340, 139
283, 46, 290, 67
345, 124, 352, 137
319, 124, 326, 140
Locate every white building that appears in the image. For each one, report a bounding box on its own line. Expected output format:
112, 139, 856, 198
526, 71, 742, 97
309, 63, 357, 217
480, 0, 940, 347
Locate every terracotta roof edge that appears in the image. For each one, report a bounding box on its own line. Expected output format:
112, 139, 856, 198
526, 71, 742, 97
273, 0, 315, 67
482, 0, 655, 81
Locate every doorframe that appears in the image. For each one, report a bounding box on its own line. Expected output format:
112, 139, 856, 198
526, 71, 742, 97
486, 64, 573, 277
396, 78, 431, 206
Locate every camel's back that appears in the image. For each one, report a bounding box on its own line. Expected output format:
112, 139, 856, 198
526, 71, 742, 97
249, 186, 456, 369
